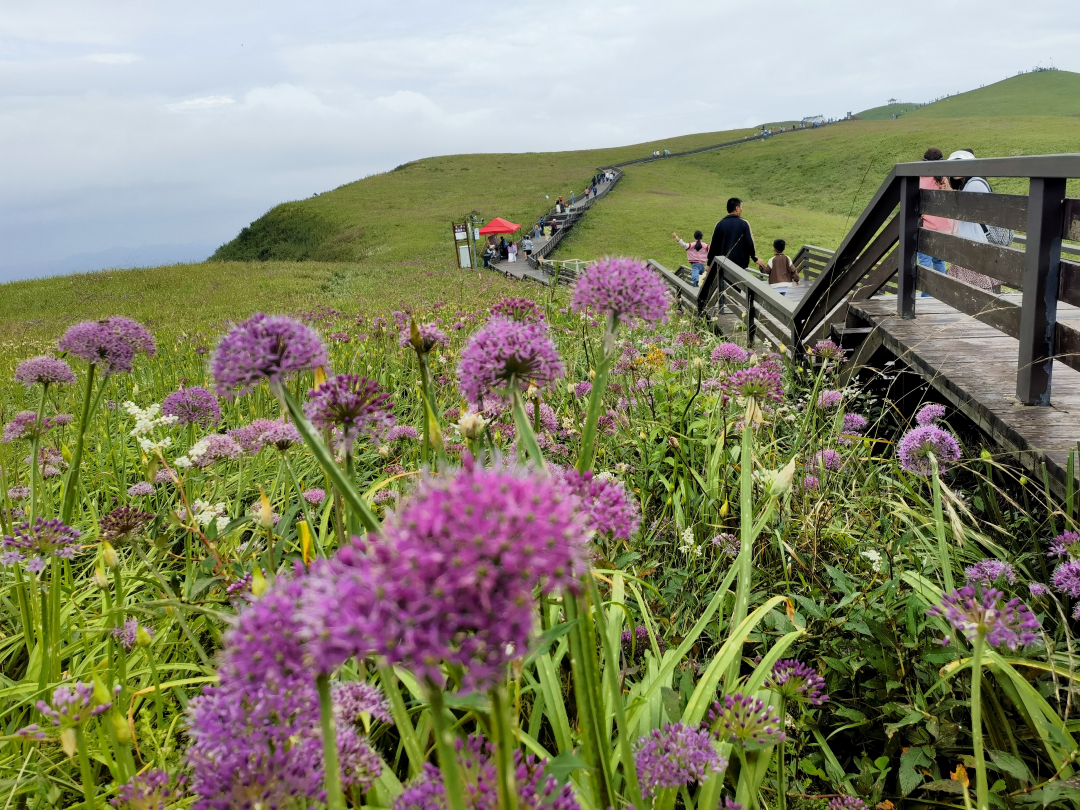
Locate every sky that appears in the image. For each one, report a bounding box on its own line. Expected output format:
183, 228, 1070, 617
1, 0, 1076, 283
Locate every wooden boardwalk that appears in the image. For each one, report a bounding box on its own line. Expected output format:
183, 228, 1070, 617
847, 295, 1080, 491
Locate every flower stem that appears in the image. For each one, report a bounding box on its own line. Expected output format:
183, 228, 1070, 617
60, 363, 97, 524
971, 634, 988, 810
776, 696, 787, 810
727, 417, 756, 689
428, 685, 469, 810
74, 725, 97, 810
510, 386, 545, 470
930, 454, 955, 594
577, 314, 618, 473
316, 673, 346, 810
28, 384, 48, 524
490, 685, 520, 810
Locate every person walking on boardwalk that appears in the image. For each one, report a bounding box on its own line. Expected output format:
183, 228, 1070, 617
706, 198, 768, 273
945, 150, 1001, 292
918, 148, 951, 275
522, 234, 534, 259
672, 229, 710, 285
767, 238, 800, 294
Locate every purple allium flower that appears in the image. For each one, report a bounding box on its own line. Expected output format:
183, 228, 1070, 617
810, 339, 846, 361
225, 572, 257, 603
556, 469, 640, 541
305, 374, 394, 452
127, 482, 154, 497
100, 506, 153, 542
335, 724, 383, 792
965, 559, 1016, 586
765, 660, 829, 705
675, 331, 703, 348
571, 256, 670, 325
7, 486, 30, 501
898, 424, 961, 475
711, 533, 740, 556
372, 490, 398, 504
211, 313, 328, 398
711, 343, 750, 365
333, 681, 392, 725
387, 425, 420, 443
841, 412, 868, 435
302, 488, 326, 506
802, 475, 820, 492
3, 518, 81, 569
816, 389, 842, 409
228, 419, 279, 454
1073, 602, 1080, 621
828, 797, 869, 810
457, 318, 566, 407
14, 356, 76, 387
259, 421, 302, 452
52, 413, 74, 428
915, 403, 947, 426
491, 297, 546, 324
574, 381, 593, 399
191, 433, 244, 468
162, 387, 221, 428
111, 618, 153, 652
400, 322, 448, 353
1029, 582, 1049, 597
621, 625, 667, 665
929, 585, 1039, 649
393, 736, 579, 810
59, 317, 156, 375
111, 769, 178, 810
634, 723, 726, 797
3, 411, 55, 443
155, 468, 179, 485
37, 681, 112, 727
812, 449, 842, 472
1052, 560, 1080, 598
305, 458, 588, 692
705, 693, 786, 747
1048, 530, 1080, 560
725, 366, 782, 402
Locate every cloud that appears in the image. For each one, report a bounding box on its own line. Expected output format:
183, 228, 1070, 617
87, 52, 141, 64
166, 95, 236, 111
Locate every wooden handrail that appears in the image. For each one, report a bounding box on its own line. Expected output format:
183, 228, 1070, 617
896, 153, 1080, 179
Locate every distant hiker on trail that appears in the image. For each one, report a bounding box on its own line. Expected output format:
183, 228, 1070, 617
508, 241, 518, 263
672, 230, 710, 285
767, 238, 799, 294
523, 235, 534, 258
556, 197, 564, 213
945, 149, 1004, 292
706, 197, 768, 274
570, 191, 575, 206
918, 147, 950, 275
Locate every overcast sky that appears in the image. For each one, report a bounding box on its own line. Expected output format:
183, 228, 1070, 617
1, 0, 1075, 282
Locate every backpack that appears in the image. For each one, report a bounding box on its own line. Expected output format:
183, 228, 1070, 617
969, 177, 1014, 246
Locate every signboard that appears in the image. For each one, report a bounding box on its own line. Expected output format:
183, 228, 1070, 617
454, 224, 467, 241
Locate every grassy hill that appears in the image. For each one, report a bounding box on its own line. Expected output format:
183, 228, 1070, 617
907, 70, 1080, 118
854, 102, 923, 120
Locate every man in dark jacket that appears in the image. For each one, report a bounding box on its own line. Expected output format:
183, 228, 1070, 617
706, 198, 768, 272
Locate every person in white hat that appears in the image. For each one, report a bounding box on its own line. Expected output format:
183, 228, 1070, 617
945, 149, 998, 292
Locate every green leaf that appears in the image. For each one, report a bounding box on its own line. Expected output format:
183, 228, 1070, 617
523, 620, 577, 667
885, 710, 925, 739
919, 779, 964, 795
541, 752, 590, 787
899, 747, 931, 796
987, 750, 1032, 784
660, 687, 681, 723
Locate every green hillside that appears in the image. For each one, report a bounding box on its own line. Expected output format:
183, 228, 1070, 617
854, 102, 922, 120
907, 70, 1080, 118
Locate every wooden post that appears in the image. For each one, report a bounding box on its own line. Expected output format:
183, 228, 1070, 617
1016, 177, 1067, 405
897, 176, 920, 319
746, 287, 756, 346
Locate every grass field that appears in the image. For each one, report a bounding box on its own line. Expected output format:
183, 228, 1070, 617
907, 70, 1080, 118
854, 102, 923, 120
553, 113, 1080, 269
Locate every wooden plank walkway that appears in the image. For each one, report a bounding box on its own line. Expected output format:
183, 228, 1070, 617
847, 295, 1080, 493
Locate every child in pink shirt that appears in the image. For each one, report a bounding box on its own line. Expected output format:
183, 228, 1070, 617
673, 230, 710, 285
918, 148, 951, 274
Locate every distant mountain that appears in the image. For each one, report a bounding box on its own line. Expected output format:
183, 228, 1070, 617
0, 241, 217, 283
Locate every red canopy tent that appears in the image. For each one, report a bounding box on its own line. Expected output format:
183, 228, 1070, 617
477, 217, 521, 235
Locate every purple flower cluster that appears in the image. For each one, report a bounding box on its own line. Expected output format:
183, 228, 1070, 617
304, 374, 394, 451
1048, 530, 1080, 559
38, 682, 112, 726
260, 421, 301, 452
634, 723, 726, 797
810, 339, 846, 361
211, 314, 327, 398
100, 506, 153, 542
192, 433, 244, 468
897, 424, 961, 475
812, 449, 842, 472
302, 488, 327, 505
333, 681, 392, 725
725, 365, 782, 402
675, 331, 703, 348
828, 797, 869, 810
705, 693, 785, 747
305, 460, 588, 692
764, 659, 829, 705
816, 389, 842, 409
839, 412, 868, 445
59, 316, 156, 375
915, 403, 947, 426
2, 410, 67, 444
395, 736, 579, 810
162, 387, 221, 427
2, 518, 82, 572
491, 297, 546, 324
965, 559, 1016, 586
574, 381, 593, 399
228, 419, 279, 454
571, 257, 670, 325
111, 618, 152, 652
711, 533, 739, 556
387, 425, 420, 443
457, 318, 565, 407
557, 469, 640, 541
712, 343, 750, 365
400, 322, 448, 353
621, 625, 666, 666
14, 356, 76, 387
111, 769, 179, 810
929, 585, 1039, 649
1052, 560, 1080, 598
7, 486, 30, 501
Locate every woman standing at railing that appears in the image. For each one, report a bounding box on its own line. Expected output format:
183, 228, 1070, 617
945, 150, 1000, 292
673, 230, 710, 285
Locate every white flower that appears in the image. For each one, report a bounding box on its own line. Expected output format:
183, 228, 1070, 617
187, 438, 211, 462
138, 436, 172, 453
173, 456, 192, 469
861, 549, 883, 572
596, 471, 615, 482
215, 516, 231, 535
457, 412, 488, 440
124, 401, 178, 437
